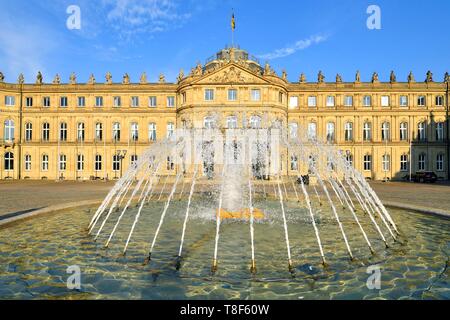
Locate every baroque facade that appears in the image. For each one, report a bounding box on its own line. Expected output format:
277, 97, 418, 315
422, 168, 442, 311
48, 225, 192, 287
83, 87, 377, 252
0, 47, 449, 181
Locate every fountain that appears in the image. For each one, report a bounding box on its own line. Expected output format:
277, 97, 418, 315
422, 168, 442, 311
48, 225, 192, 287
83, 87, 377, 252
88, 124, 400, 275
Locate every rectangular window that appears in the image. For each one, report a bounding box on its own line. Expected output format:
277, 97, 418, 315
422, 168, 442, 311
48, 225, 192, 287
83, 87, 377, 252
149, 96, 157, 107
148, 123, 157, 141
382, 154, 390, 172
131, 96, 139, 107
326, 96, 335, 107
26, 97, 33, 107
5, 96, 15, 106
279, 92, 284, 103
363, 155, 372, 171
228, 89, 237, 101
381, 96, 390, 107
436, 96, 443, 106
60, 96, 68, 107
43, 97, 51, 107
95, 155, 102, 172
307, 122, 317, 140
25, 155, 31, 171
182, 92, 187, 103
205, 89, 214, 101
400, 154, 409, 172
437, 154, 444, 172
344, 96, 353, 107
418, 95, 426, 106
167, 96, 175, 107
95, 96, 103, 107
113, 96, 121, 108
399, 95, 408, 107
250, 89, 261, 101
289, 96, 298, 109
436, 122, 444, 141
77, 154, 84, 171
307, 96, 317, 107
363, 95, 371, 107
42, 155, 49, 171
77, 96, 85, 107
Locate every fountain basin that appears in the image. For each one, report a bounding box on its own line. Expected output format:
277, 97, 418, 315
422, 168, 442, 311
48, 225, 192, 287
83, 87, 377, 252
0, 201, 448, 300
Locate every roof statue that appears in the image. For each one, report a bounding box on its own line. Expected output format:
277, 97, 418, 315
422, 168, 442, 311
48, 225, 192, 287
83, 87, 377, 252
69, 72, 77, 85
106, 72, 113, 84
53, 74, 61, 84
36, 71, 43, 84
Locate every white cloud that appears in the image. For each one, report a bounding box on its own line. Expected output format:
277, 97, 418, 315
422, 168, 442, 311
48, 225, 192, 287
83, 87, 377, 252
257, 34, 328, 60
101, 0, 192, 40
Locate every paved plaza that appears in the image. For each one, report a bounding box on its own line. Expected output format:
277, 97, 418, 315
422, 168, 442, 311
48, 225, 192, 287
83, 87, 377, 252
0, 180, 449, 219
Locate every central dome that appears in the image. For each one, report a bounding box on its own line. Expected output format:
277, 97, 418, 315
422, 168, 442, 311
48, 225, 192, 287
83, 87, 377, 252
204, 46, 263, 74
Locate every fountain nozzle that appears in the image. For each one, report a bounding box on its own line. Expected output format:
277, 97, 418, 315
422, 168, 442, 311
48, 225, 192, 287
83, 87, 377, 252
288, 260, 295, 274
250, 260, 257, 274
175, 256, 182, 271
143, 253, 152, 265
211, 259, 218, 274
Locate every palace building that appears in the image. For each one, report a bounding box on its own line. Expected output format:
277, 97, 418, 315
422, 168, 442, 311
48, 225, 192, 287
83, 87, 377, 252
0, 46, 449, 181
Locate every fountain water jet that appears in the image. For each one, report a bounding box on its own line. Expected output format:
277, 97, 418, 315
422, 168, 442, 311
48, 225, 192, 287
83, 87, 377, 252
89, 125, 401, 275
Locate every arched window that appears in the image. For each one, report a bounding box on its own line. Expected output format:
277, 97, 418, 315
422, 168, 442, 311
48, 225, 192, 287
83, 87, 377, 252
25, 123, 33, 142
363, 122, 372, 141
381, 122, 390, 141
59, 154, 67, 171
204, 116, 216, 129
436, 122, 444, 141
382, 154, 390, 172
148, 123, 157, 141
399, 122, 408, 141
41, 154, 49, 171
77, 122, 85, 142
290, 154, 298, 170
59, 122, 68, 141
167, 122, 174, 138
418, 153, 427, 171
4, 120, 15, 142
227, 116, 238, 129
436, 154, 444, 172
308, 122, 317, 140
417, 122, 426, 141
95, 123, 103, 141
77, 154, 84, 171
95, 154, 102, 171
130, 122, 139, 141
345, 151, 353, 167
289, 122, 298, 139
250, 116, 262, 129
112, 154, 120, 172
112, 122, 120, 142
25, 154, 31, 171
363, 154, 372, 171
400, 154, 409, 172
344, 122, 353, 141
4, 152, 14, 171
42, 122, 50, 142
326, 122, 335, 143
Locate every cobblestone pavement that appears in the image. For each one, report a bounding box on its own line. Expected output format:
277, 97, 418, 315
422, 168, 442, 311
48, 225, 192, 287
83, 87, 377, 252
0, 180, 114, 217
370, 181, 450, 212
0, 180, 449, 218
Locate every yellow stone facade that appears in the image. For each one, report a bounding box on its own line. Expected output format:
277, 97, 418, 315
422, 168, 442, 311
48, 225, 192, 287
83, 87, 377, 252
0, 47, 448, 181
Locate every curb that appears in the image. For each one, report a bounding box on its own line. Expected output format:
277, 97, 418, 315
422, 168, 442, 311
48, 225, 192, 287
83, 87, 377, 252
0, 199, 103, 229
383, 201, 450, 219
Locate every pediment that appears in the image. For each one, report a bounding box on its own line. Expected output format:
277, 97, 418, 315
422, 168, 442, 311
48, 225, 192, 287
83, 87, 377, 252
193, 63, 270, 85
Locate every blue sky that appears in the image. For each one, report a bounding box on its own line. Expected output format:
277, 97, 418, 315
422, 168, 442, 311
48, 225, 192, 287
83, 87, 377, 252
0, 0, 448, 83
